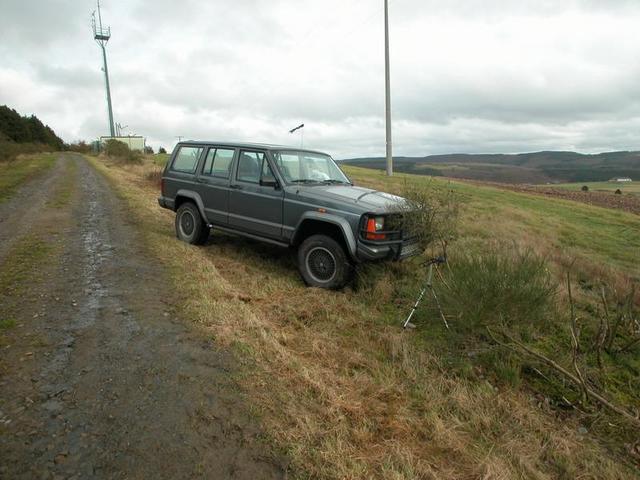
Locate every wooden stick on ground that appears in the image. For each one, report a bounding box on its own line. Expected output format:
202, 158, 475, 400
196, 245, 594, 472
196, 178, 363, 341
486, 327, 640, 426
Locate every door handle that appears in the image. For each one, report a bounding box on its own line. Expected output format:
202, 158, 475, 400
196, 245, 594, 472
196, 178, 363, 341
196, 178, 206, 183
230, 184, 242, 190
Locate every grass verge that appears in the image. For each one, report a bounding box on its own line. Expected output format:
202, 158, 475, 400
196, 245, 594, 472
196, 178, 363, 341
88, 156, 639, 479
0, 154, 56, 203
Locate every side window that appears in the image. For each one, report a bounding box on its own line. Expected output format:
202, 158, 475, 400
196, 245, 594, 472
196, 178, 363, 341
202, 149, 216, 175
202, 148, 234, 178
237, 151, 265, 183
171, 146, 202, 173
212, 149, 234, 178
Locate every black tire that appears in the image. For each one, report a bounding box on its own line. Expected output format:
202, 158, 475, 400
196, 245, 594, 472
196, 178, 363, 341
297, 234, 353, 289
175, 202, 209, 245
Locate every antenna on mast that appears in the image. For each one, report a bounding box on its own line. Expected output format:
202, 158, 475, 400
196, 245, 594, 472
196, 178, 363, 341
92, 0, 115, 137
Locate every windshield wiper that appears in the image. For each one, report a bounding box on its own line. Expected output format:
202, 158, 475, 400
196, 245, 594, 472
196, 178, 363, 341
289, 179, 321, 184
320, 179, 351, 185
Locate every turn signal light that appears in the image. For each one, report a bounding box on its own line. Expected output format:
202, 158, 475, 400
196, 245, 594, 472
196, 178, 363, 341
366, 217, 386, 240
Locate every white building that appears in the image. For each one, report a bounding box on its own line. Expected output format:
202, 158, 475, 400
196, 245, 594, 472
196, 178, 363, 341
609, 177, 633, 183
100, 135, 146, 152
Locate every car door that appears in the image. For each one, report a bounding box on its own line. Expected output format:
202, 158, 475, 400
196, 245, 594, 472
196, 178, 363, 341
194, 146, 235, 226
228, 150, 284, 239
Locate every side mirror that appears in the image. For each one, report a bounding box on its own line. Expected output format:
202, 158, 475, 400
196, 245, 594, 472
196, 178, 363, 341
260, 176, 279, 188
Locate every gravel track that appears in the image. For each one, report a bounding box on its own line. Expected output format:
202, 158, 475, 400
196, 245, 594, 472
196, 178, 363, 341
0, 153, 287, 479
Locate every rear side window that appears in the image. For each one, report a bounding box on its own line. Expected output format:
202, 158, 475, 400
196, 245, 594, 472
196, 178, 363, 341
237, 151, 266, 183
171, 146, 203, 173
202, 148, 235, 178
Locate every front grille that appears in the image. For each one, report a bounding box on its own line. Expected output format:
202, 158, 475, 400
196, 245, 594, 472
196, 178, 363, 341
399, 238, 420, 259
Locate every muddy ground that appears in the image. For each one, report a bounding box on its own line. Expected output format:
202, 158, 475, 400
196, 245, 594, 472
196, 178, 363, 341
0, 154, 287, 479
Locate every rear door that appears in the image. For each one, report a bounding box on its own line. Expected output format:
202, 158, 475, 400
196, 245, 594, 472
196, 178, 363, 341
228, 150, 284, 239
195, 146, 236, 226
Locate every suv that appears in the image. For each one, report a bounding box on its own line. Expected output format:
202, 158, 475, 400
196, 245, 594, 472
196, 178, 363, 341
158, 141, 419, 289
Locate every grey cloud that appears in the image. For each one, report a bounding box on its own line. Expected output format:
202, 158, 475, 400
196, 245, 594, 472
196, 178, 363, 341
1, 0, 639, 157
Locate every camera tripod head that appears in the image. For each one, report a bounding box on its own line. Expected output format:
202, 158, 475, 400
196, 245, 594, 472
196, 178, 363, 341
423, 254, 447, 267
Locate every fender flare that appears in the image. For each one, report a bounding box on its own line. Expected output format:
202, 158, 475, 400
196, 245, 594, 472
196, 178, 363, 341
175, 189, 210, 224
292, 212, 358, 259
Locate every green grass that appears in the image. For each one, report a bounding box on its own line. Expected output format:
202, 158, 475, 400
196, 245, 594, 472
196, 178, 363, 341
0, 318, 17, 330
552, 180, 640, 196
151, 153, 169, 166
343, 166, 640, 277
0, 154, 56, 203
0, 235, 54, 295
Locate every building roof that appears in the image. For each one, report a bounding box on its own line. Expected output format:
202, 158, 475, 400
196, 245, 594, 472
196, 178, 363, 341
100, 135, 145, 139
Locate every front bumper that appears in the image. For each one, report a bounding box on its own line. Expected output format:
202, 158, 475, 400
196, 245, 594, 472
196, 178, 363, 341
356, 237, 420, 262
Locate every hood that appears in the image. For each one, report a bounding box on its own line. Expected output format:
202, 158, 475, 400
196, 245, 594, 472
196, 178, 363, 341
292, 184, 407, 213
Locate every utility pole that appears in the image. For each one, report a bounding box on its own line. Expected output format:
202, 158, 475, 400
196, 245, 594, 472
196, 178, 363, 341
384, 0, 393, 176
92, 0, 115, 137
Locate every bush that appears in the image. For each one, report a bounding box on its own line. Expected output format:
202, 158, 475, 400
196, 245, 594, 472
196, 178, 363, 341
581, 185, 589, 192
158, 147, 167, 154
399, 180, 460, 252
144, 166, 163, 187
433, 247, 557, 336
0, 140, 50, 162
614, 189, 622, 195
67, 141, 91, 153
104, 139, 142, 163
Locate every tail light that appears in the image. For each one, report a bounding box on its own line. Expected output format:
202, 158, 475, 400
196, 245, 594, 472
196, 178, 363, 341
365, 216, 386, 240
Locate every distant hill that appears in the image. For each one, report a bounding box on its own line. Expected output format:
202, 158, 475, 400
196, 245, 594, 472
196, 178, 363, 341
339, 151, 640, 184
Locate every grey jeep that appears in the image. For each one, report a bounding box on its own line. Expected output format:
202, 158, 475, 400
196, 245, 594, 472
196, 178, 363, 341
158, 141, 419, 289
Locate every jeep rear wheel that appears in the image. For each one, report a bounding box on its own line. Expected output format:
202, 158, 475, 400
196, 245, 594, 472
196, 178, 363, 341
298, 234, 352, 289
175, 202, 209, 245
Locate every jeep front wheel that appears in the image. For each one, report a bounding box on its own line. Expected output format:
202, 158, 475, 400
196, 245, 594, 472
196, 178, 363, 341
297, 234, 352, 289
175, 202, 209, 245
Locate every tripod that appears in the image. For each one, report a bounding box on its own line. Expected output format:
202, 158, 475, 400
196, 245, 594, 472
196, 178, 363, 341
402, 255, 448, 329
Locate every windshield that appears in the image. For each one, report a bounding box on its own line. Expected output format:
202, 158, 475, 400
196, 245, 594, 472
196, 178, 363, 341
271, 150, 351, 184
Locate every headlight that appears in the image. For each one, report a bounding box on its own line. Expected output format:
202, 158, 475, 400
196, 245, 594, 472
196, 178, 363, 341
365, 215, 386, 240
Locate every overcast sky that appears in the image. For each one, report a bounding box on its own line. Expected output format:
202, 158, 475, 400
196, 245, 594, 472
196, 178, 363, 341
1, 0, 639, 157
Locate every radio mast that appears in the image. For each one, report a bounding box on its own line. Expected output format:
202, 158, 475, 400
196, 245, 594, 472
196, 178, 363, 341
92, 0, 115, 137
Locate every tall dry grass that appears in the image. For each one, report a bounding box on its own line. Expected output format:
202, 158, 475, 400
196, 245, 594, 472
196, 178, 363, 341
89, 158, 638, 479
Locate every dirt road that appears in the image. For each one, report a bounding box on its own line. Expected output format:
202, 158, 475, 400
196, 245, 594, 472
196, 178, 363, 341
0, 154, 287, 479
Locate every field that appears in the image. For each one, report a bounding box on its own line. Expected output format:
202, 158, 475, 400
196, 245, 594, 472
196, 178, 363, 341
341, 159, 553, 183
553, 181, 640, 196
343, 166, 639, 275
84, 156, 640, 478
341, 150, 640, 184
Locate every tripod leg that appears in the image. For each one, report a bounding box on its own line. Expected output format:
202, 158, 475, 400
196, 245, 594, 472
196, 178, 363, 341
430, 285, 449, 330
403, 263, 435, 329
403, 287, 426, 328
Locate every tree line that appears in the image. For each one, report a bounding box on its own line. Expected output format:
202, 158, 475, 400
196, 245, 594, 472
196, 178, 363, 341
0, 105, 64, 149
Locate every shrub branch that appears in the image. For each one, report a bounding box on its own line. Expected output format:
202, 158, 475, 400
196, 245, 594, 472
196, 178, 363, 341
486, 327, 640, 426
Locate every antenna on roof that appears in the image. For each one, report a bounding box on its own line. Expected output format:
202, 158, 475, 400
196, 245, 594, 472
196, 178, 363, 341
289, 123, 304, 148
